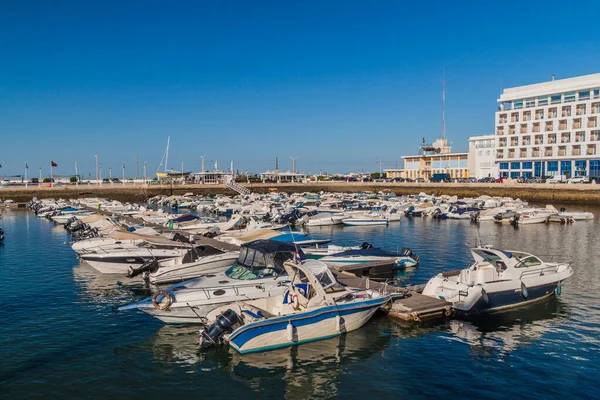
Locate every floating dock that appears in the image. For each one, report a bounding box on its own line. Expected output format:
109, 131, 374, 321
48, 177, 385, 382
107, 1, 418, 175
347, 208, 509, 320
333, 271, 451, 323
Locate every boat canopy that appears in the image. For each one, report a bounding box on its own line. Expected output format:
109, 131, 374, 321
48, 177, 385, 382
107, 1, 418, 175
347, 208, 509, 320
237, 240, 305, 269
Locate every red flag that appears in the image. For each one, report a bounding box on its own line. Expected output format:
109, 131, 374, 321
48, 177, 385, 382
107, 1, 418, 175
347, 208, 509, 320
51, 161, 58, 167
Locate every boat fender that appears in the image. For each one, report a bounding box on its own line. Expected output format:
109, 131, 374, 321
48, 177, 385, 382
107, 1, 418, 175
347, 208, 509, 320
556, 282, 562, 296
521, 282, 528, 299
199, 309, 240, 349
481, 287, 489, 304
287, 322, 296, 342
152, 290, 172, 310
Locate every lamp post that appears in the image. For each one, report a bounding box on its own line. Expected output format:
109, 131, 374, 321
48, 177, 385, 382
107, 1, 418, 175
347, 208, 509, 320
143, 162, 147, 184
95, 154, 99, 185
75, 161, 78, 186
122, 162, 125, 185
376, 157, 382, 178
109, 166, 112, 184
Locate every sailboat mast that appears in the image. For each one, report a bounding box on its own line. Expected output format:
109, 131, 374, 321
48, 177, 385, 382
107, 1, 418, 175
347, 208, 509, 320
165, 136, 170, 173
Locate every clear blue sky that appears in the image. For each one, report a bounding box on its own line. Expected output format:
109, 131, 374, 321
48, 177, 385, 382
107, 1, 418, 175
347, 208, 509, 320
2, 0, 600, 178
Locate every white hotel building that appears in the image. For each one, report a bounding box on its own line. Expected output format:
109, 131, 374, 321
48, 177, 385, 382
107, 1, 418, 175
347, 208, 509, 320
496, 73, 600, 179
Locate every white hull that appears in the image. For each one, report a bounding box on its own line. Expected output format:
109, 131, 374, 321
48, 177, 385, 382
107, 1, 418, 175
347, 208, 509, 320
150, 253, 239, 285
342, 219, 388, 226
226, 297, 387, 354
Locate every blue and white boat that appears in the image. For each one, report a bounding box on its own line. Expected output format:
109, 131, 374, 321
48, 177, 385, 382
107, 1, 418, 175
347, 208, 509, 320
305, 243, 419, 268
198, 259, 391, 354
422, 247, 573, 317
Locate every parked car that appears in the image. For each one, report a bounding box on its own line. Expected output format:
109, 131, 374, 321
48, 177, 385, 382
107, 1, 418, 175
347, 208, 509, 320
414, 178, 425, 183
110, 178, 121, 183
30, 178, 39, 184
478, 177, 496, 183
430, 173, 451, 183
567, 176, 587, 184
546, 175, 567, 184
496, 177, 506, 183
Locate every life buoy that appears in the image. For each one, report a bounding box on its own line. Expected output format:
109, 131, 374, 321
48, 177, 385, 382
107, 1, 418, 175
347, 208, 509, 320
152, 290, 172, 310
289, 294, 299, 310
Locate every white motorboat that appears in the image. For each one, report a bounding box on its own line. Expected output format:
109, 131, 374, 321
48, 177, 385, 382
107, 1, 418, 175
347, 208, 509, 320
117, 241, 303, 324
510, 211, 550, 225
127, 245, 240, 285
198, 259, 391, 354
304, 213, 346, 227
78, 236, 194, 274
312, 244, 420, 268
342, 213, 388, 226
422, 247, 573, 317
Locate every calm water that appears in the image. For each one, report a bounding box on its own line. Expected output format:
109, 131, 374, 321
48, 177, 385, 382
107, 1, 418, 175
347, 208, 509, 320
1, 206, 599, 399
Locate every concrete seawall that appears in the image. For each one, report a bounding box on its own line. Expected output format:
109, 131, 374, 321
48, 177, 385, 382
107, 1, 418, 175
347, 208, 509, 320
2, 182, 600, 204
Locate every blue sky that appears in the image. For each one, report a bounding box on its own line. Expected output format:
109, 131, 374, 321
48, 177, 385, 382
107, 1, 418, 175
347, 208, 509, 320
2, 0, 600, 177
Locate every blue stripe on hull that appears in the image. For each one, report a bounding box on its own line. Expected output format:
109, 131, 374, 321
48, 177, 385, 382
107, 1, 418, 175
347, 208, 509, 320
458, 282, 558, 317
228, 298, 387, 350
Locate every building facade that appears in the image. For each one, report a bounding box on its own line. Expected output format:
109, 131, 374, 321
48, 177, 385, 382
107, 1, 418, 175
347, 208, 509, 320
496, 73, 600, 179
468, 134, 499, 179
385, 138, 469, 180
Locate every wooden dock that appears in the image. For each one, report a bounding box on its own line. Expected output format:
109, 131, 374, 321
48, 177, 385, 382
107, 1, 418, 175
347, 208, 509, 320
333, 271, 451, 323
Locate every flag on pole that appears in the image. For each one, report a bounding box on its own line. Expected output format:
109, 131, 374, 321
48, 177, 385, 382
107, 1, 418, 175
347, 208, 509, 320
25, 163, 29, 169
295, 248, 302, 264
51, 161, 58, 167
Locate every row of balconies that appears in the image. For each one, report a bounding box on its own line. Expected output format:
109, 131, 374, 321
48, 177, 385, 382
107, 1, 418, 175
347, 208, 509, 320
498, 132, 600, 147
498, 103, 600, 123
497, 118, 598, 135
497, 144, 597, 159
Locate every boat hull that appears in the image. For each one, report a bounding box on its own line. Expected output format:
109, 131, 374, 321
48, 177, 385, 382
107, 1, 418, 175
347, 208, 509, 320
226, 297, 388, 354
149, 254, 239, 284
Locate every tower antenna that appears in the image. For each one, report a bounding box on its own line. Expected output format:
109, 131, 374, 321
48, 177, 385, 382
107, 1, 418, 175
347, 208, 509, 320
442, 68, 446, 141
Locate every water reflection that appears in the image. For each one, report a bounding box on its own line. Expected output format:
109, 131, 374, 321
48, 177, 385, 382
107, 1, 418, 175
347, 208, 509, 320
445, 298, 570, 359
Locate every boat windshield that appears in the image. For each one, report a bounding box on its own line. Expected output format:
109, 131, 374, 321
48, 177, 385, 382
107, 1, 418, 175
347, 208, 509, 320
225, 263, 283, 280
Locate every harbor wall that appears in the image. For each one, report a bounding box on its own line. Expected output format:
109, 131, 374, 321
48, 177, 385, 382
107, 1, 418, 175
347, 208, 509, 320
2, 182, 600, 204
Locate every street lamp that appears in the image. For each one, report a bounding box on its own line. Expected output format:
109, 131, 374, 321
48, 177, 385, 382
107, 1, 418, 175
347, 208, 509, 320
95, 154, 99, 184
143, 161, 147, 183
376, 157, 382, 177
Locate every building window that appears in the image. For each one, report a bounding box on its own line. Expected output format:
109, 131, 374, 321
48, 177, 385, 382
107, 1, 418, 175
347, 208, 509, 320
594, 89, 600, 99
510, 171, 520, 178
590, 160, 600, 178
551, 94, 562, 104
526, 98, 536, 108
538, 96, 549, 106
561, 160, 572, 177
575, 160, 586, 177
534, 162, 542, 177
499, 162, 509, 170
522, 171, 532, 179
547, 161, 559, 174
579, 90, 591, 101
522, 162, 533, 169
564, 92, 576, 103
510, 162, 520, 170
514, 100, 523, 109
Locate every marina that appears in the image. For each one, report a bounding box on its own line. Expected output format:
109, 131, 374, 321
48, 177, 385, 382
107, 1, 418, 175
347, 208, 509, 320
1, 190, 599, 398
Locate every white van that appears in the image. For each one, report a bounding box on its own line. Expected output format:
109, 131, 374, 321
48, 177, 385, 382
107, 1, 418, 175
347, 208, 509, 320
546, 175, 567, 183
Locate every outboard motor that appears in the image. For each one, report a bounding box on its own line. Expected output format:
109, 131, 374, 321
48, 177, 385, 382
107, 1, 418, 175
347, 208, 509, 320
127, 258, 159, 278
470, 211, 480, 223
401, 247, 419, 264
199, 309, 240, 349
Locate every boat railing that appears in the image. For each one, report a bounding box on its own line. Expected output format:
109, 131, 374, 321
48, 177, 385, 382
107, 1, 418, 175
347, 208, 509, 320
518, 265, 560, 280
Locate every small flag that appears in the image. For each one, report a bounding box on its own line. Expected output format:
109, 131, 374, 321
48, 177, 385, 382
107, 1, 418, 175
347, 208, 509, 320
295, 249, 301, 264
0, 164, 2, 168
51, 161, 58, 167
25, 163, 29, 169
